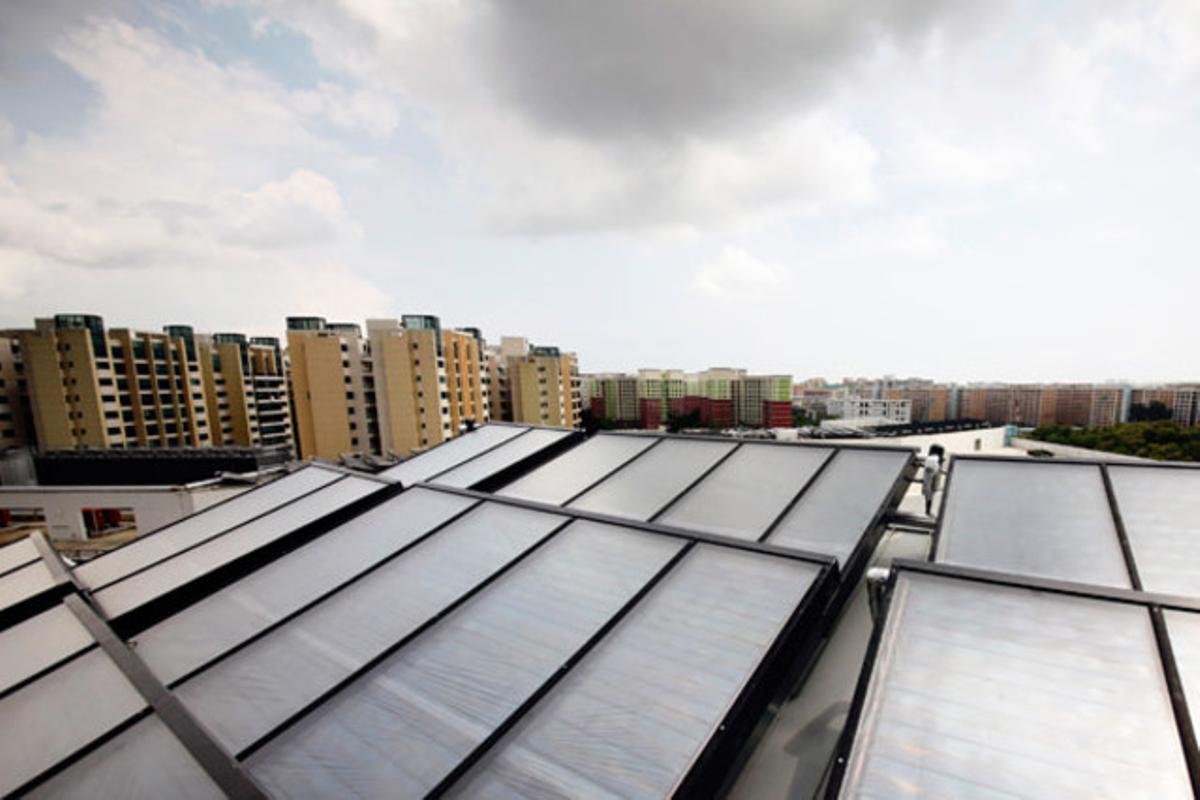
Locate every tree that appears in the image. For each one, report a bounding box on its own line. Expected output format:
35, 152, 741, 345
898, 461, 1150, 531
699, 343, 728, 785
1129, 401, 1173, 422
665, 409, 702, 433
1029, 420, 1200, 462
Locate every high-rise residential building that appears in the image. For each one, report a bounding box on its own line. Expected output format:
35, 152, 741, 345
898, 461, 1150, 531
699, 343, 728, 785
287, 315, 491, 461
586, 368, 793, 430
0, 335, 33, 448
195, 331, 294, 452
0, 315, 293, 453
485, 337, 581, 428
369, 316, 467, 457
881, 381, 954, 423
286, 317, 377, 460
735, 374, 793, 428
442, 327, 489, 434
1130, 385, 1200, 426
16, 315, 212, 449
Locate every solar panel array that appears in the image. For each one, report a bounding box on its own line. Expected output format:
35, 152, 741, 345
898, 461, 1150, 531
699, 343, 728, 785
497, 432, 913, 567
378, 424, 578, 489
833, 456, 1200, 798
0, 431, 876, 798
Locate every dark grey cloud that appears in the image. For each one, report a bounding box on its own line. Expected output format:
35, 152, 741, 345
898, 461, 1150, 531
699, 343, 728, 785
474, 0, 981, 142
0, 0, 128, 67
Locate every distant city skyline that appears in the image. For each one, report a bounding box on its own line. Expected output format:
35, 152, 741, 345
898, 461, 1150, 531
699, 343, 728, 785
2, 2, 1198, 383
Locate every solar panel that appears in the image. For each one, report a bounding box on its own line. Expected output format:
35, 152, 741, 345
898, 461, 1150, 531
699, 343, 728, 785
449, 545, 820, 797
657, 445, 831, 540
0, 433, 882, 797
767, 449, 912, 565
75, 466, 342, 590
1109, 466, 1200, 598
246, 521, 684, 796
569, 438, 737, 520
1164, 610, 1200, 717
430, 428, 573, 489
836, 569, 1194, 798
132, 487, 477, 685
0, 605, 93, 695
28, 715, 224, 800
378, 425, 529, 485
497, 433, 658, 505
92, 476, 383, 620
936, 459, 1131, 588
0, 560, 56, 615
172, 504, 565, 754
0, 648, 147, 796
0, 536, 40, 575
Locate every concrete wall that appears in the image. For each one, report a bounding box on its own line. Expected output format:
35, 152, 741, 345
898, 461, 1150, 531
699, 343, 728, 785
0, 484, 247, 541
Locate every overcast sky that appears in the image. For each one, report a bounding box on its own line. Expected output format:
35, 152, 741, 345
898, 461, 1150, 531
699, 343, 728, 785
1, 1, 1197, 383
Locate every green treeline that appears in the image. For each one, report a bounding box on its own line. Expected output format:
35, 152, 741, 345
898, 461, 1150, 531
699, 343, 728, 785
1030, 421, 1200, 462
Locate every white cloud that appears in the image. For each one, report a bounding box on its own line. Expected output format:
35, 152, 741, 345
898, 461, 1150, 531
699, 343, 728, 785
693, 246, 790, 298
0, 17, 393, 326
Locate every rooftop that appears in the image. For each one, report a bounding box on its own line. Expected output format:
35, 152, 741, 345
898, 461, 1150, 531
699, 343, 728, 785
0, 424, 1196, 797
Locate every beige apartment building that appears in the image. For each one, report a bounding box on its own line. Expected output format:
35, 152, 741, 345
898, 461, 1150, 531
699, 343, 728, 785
286, 317, 377, 460
287, 315, 491, 461
486, 337, 580, 428
0, 336, 33, 448
1, 315, 293, 453
195, 332, 294, 452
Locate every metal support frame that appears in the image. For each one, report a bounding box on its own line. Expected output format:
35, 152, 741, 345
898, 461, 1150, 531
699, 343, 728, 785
62, 595, 267, 799
600, 428, 916, 456
417, 483, 836, 568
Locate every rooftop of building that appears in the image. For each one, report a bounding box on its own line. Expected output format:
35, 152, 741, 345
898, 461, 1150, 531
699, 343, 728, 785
0, 423, 1196, 797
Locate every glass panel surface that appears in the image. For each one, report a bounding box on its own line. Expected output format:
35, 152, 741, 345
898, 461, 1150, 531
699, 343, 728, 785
1110, 466, 1200, 597
840, 573, 1192, 798
133, 488, 476, 685
0, 649, 146, 796
499, 434, 658, 506
569, 439, 737, 521
452, 545, 820, 798
93, 477, 381, 619
76, 467, 341, 589
28, 716, 222, 800
937, 460, 1131, 588
248, 521, 684, 797
768, 449, 911, 564
659, 444, 831, 540
175, 504, 565, 754
0, 537, 39, 574
0, 560, 55, 612
1164, 610, 1200, 719
433, 429, 571, 489
380, 426, 528, 485
0, 605, 94, 694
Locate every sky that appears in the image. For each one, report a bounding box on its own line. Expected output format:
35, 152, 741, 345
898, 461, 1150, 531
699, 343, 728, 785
0, 0, 1198, 383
